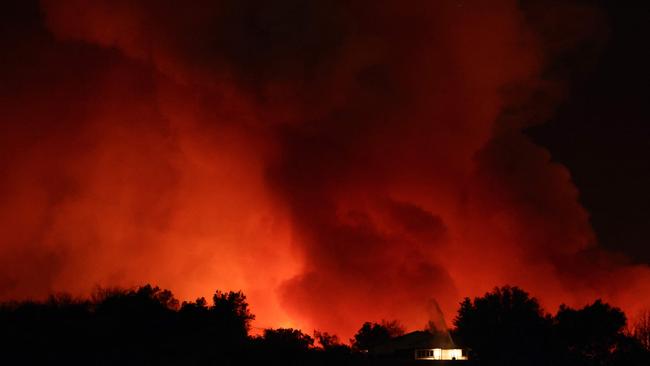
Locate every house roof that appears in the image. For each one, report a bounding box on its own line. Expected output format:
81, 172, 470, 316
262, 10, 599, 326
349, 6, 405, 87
371, 330, 456, 355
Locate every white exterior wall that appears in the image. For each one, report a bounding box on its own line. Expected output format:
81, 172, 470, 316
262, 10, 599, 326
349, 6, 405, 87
415, 348, 467, 361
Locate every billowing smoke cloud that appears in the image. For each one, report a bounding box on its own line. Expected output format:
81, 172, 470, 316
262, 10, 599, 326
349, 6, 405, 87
0, 0, 648, 337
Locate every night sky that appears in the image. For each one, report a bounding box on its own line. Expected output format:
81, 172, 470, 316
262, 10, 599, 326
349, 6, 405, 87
0, 0, 649, 337
530, 1, 650, 264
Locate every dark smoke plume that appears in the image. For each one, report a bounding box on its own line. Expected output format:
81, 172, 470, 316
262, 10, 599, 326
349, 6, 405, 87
0, 0, 647, 337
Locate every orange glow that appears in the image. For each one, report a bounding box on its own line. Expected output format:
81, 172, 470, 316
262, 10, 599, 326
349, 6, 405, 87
0, 0, 648, 341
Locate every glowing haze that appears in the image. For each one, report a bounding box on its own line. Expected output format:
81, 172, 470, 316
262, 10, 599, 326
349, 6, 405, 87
0, 0, 648, 337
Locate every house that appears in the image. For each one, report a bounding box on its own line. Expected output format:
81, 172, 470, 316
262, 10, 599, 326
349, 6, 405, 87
370, 330, 469, 362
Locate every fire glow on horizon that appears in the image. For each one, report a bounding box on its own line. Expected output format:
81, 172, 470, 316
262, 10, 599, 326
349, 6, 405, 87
0, 0, 649, 338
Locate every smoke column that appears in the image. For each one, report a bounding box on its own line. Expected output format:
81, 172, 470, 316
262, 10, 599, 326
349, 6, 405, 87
0, 0, 648, 337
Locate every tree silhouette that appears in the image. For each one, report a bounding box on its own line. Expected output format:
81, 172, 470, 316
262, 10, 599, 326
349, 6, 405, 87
262, 328, 314, 352
314, 330, 341, 350
453, 286, 551, 365
632, 310, 650, 350
211, 290, 255, 343
554, 300, 627, 365
351, 320, 404, 351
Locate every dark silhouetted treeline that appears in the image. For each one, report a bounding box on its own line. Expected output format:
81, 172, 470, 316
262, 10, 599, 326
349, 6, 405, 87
0, 285, 357, 365
1, 284, 649, 365
453, 286, 650, 366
